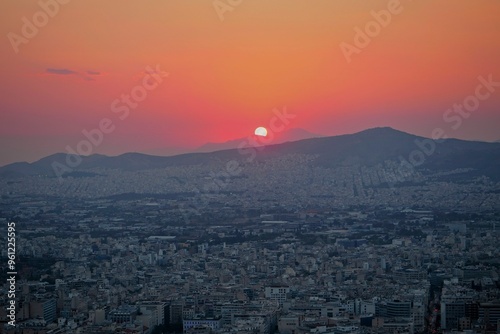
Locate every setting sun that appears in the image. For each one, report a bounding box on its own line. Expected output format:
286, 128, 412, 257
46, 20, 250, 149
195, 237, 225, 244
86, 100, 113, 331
254, 127, 268, 137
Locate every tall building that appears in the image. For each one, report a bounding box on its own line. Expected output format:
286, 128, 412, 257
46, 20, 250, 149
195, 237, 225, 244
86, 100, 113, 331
137, 301, 167, 326
376, 300, 411, 318
479, 302, 500, 332
108, 305, 138, 324
440, 282, 477, 330
170, 302, 184, 325
441, 302, 465, 330
265, 285, 290, 307
29, 298, 56, 323
386, 301, 411, 318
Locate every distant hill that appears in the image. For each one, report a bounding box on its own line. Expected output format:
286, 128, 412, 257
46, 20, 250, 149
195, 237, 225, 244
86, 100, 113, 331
1, 127, 499, 181
196, 128, 322, 153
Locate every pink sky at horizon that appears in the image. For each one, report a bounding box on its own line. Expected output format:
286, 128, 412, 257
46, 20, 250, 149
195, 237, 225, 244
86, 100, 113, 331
0, 0, 499, 166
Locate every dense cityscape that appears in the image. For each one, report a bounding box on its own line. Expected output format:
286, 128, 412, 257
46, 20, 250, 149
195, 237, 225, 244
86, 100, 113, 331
1, 148, 499, 333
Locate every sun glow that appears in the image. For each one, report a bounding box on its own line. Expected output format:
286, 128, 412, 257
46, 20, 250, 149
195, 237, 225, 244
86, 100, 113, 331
254, 127, 268, 137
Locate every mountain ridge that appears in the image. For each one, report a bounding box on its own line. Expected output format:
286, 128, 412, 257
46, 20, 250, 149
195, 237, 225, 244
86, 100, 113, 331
1, 127, 499, 181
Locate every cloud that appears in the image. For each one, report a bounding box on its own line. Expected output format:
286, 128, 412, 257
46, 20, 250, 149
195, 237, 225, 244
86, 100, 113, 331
46, 68, 78, 75
44, 68, 102, 81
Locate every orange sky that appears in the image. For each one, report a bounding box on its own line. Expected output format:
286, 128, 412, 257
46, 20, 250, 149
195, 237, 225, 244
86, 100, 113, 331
1, 0, 499, 165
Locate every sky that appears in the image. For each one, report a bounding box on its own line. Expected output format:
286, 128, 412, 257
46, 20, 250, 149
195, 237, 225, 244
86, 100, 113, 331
0, 0, 499, 166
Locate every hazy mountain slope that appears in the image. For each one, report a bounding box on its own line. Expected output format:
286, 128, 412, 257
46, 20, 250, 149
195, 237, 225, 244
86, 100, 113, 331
1, 127, 499, 180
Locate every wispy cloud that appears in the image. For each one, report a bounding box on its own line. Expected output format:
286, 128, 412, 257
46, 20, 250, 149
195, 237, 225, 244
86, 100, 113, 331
44, 68, 103, 81
46, 68, 78, 75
